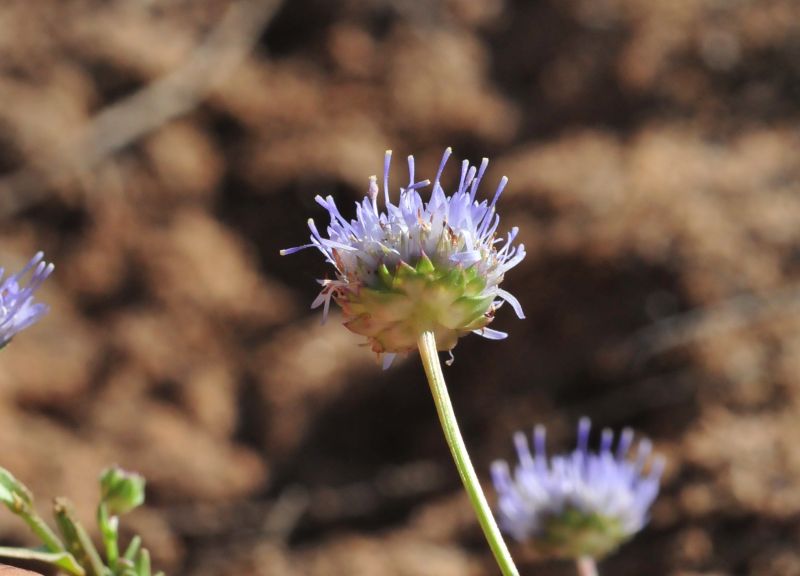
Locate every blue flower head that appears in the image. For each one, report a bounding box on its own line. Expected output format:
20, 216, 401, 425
282, 149, 526, 366
491, 418, 664, 559
0, 252, 54, 348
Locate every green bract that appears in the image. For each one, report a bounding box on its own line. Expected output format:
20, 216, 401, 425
535, 509, 628, 559
340, 254, 495, 353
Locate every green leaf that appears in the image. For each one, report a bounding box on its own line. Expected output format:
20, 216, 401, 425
0, 467, 65, 554
135, 549, 151, 576
0, 545, 85, 575
54, 498, 106, 576
122, 536, 141, 563
0, 483, 12, 504
0, 467, 33, 511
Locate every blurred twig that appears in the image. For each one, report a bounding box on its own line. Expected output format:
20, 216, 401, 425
166, 461, 446, 542
613, 283, 800, 366
0, 0, 283, 217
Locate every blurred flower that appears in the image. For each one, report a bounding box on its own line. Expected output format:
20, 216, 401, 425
491, 418, 664, 559
99, 466, 145, 516
0, 251, 54, 347
282, 149, 525, 366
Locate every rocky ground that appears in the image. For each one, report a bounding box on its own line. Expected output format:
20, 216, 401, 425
0, 0, 799, 574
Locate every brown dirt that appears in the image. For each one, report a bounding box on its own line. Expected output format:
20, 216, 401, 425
0, 0, 799, 574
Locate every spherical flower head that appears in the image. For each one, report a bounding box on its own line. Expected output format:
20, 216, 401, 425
491, 418, 664, 560
0, 252, 54, 348
282, 149, 526, 367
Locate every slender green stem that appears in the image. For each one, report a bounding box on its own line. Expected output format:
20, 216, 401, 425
20, 510, 65, 553
576, 556, 599, 576
98, 503, 119, 571
417, 331, 519, 576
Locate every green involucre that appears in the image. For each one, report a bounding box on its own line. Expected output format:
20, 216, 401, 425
340, 255, 495, 353
535, 508, 628, 560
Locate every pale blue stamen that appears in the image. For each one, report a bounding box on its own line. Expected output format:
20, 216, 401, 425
0, 252, 54, 346
283, 149, 527, 348
383, 150, 392, 207
473, 326, 508, 340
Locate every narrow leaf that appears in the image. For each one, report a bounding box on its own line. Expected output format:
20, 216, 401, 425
53, 498, 106, 576
0, 545, 85, 575
122, 536, 141, 563
135, 548, 151, 576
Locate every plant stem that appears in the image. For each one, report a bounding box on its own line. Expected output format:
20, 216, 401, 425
417, 331, 519, 576
19, 511, 65, 554
98, 503, 119, 571
576, 556, 599, 576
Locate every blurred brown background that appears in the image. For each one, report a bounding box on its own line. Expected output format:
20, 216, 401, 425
0, 0, 799, 574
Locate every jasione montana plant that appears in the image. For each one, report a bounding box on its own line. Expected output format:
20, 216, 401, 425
283, 149, 525, 575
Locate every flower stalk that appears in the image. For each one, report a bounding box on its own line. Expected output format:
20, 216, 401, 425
417, 330, 519, 576
577, 557, 599, 576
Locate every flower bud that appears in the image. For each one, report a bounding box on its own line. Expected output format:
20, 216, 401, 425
99, 467, 145, 516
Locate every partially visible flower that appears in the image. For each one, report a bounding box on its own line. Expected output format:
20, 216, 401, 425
282, 149, 525, 366
491, 418, 664, 559
0, 252, 53, 347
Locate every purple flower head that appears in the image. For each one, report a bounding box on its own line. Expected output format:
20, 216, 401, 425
0, 252, 54, 347
491, 418, 664, 559
282, 149, 526, 365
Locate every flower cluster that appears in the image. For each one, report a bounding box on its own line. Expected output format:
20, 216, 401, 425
282, 149, 526, 366
0, 251, 54, 347
491, 418, 664, 559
